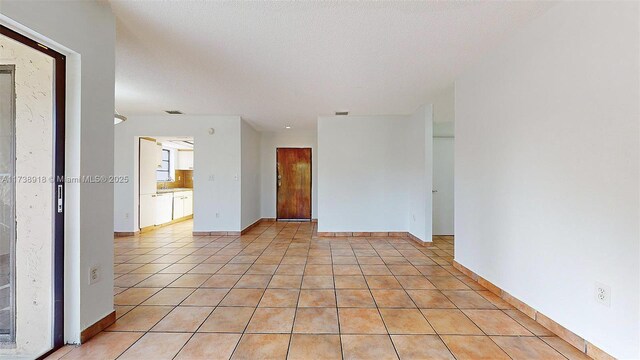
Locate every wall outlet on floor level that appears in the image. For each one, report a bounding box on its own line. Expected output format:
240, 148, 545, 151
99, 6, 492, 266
594, 282, 611, 307
125, 212, 129, 219
89, 265, 100, 285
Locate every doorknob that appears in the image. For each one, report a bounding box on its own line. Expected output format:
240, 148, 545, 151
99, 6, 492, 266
432, 190, 438, 193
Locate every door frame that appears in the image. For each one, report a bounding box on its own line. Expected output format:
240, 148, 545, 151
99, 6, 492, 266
0, 24, 66, 354
275, 147, 312, 221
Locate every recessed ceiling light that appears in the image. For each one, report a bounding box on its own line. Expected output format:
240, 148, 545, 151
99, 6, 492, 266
335, 111, 349, 116
165, 110, 183, 115
285, 126, 291, 129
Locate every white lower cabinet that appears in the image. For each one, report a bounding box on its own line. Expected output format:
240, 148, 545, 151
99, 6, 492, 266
173, 194, 184, 219
139, 194, 157, 228
173, 190, 193, 219
141, 191, 193, 230
155, 193, 173, 225
183, 192, 193, 216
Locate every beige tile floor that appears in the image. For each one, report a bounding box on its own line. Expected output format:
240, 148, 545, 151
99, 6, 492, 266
48, 220, 589, 360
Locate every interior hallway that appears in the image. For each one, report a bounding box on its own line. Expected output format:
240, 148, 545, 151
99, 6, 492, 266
50, 220, 588, 359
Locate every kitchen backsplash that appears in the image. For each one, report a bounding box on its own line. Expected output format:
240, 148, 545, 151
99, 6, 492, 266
157, 169, 194, 189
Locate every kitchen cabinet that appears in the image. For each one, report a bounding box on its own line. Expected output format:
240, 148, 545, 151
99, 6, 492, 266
173, 193, 184, 219
139, 194, 157, 228
177, 150, 194, 170
140, 138, 161, 195
155, 193, 173, 225
172, 190, 193, 219
140, 138, 165, 229
183, 191, 193, 216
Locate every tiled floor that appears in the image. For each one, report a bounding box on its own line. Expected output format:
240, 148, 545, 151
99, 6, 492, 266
49, 220, 589, 360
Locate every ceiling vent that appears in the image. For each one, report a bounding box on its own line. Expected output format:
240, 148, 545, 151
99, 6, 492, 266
165, 110, 183, 115
335, 111, 349, 116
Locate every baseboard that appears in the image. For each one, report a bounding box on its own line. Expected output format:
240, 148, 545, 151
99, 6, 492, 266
139, 215, 193, 234
241, 218, 263, 234
139, 225, 156, 234
80, 310, 116, 343
314, 231, 431, 246
389, 232, 406, 237
196, 231, 241, 236
452, 260, 614, 360
406, 232, 432, 247
195, 218, 315, 236
114, 231, 138, 237
317, 231, 403, 237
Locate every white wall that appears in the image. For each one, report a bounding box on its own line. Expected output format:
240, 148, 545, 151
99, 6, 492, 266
317, 110, 433, 241
432, 85, 455, 137
260, 130, 318, 219
241, 120, 261, 229
318, 115, 408, 233
406, 105, 433, 241
455, 2, 639, 358
0, 0, 115, 348
114, 115, 242, 233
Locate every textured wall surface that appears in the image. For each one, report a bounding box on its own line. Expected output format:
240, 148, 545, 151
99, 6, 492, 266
0, 34, 54, 356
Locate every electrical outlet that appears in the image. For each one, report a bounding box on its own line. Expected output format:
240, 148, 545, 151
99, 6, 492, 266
208, 175, 215, 181
594, 282, 611, 307
125, 212, 129, 219
89, 265, 100, 285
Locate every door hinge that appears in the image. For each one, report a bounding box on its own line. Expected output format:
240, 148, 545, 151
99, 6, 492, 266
57, 184, 63, 213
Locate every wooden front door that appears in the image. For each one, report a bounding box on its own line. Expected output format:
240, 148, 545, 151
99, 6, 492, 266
276, 148, 312, 220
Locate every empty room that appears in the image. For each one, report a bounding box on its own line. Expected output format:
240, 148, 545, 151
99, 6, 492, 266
0, 1, 638, 359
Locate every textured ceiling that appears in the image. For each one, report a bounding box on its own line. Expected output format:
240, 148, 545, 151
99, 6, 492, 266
110, 1, 554, 131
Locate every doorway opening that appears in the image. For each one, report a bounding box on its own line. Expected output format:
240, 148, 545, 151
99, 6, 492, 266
432, 136, 454, 236
138, 136, 194, 233
276, 148, 312, 221
0, 25, 65, 357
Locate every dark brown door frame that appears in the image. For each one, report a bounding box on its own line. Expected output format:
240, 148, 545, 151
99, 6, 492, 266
275, 147, 312, 221
0, 24, 66, 356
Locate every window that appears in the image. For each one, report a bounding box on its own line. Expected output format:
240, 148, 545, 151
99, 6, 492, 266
156, 149, 171, 181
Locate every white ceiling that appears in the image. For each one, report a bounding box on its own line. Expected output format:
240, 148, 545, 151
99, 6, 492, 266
110, 1, 554, 131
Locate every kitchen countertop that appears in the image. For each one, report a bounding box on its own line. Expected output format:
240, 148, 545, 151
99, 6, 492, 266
157, 188, 193, 194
